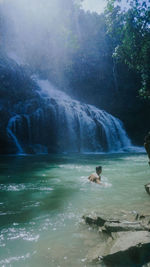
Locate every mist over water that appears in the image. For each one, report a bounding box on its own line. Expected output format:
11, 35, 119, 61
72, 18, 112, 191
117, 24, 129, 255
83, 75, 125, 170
0, 0, 77, 68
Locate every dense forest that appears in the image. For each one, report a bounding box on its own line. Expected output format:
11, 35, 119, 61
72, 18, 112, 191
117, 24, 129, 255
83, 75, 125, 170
0, 0, 150, 146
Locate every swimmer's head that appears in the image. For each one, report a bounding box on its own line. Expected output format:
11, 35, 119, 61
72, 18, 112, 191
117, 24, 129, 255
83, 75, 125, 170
96, 166, 102, 175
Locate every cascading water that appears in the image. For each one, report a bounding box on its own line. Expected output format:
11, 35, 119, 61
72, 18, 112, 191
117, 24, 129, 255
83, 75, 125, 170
7, 115, 24, 154
6, 79, 132, 154
37, 79, 132, 152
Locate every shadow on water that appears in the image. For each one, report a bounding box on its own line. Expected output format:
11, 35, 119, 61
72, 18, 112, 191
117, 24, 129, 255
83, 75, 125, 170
0, 155, 80, 227
0, 186, 75, 227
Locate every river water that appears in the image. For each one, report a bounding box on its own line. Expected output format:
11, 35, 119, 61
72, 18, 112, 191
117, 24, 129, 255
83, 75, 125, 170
0, 152, 150, 266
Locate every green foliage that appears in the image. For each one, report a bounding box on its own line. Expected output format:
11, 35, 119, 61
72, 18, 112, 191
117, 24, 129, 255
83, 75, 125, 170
105, 0, 150, 98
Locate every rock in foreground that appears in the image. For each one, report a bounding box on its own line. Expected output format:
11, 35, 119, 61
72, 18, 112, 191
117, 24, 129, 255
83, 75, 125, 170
83, 213, 150, 266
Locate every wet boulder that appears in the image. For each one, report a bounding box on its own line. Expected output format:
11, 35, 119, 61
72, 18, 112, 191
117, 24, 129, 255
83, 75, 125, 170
101, 231, 150, 266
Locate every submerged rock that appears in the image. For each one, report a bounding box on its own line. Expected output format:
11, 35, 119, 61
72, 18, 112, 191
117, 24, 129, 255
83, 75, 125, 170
83, 213, 150, 266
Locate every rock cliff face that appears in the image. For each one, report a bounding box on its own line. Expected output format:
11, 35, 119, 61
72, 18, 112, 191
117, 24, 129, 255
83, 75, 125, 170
0, 53, 132, 154
0, 53, 56, 154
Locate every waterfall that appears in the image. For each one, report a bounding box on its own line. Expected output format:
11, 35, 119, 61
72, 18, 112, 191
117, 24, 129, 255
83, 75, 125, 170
6, 79, 132, 154
36, 79, 132, 153
7, 115, 24, 154
24, 115, 32, 144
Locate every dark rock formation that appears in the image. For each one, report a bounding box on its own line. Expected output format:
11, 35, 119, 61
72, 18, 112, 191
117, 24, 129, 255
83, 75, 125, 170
0, 52, 54, 154
83, 214, 107, 227
145, 183, 150, 195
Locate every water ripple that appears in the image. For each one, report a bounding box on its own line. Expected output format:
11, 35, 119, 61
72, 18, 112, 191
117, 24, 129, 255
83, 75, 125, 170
0, 252, 36, 265
0, 183, 53, 192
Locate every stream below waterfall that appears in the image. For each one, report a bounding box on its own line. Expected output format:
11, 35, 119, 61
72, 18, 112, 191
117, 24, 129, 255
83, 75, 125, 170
0, 152, 149, 266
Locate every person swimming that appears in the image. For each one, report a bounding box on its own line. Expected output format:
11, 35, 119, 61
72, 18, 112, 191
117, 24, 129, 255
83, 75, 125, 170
88, 166, 102, 184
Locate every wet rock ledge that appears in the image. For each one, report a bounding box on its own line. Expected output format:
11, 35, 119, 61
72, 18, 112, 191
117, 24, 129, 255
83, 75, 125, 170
83, 212, 150, 266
